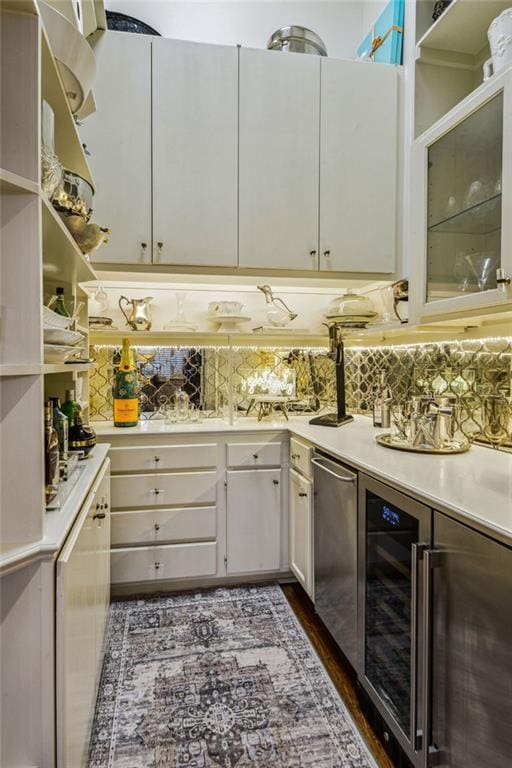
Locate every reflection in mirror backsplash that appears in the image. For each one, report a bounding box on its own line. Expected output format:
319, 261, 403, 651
89, 338, 512, 448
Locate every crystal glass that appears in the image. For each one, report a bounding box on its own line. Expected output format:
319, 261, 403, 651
175, 388, 190, 421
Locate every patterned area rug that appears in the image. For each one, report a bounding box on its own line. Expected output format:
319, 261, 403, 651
89, 584, 377, 768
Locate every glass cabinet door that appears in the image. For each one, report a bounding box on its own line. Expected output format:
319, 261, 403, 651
426, 92, 503, 302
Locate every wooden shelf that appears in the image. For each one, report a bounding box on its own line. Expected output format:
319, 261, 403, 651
89, 329, 328, 348
40, 25, 94, 185
416, 0, 510, 67
43, 362, 95, 374
42, 195, 97, 283
0, 167, 39, 195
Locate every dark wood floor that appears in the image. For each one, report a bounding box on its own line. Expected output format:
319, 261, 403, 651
282, 582, 396, 768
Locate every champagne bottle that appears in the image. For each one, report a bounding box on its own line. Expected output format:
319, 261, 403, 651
61, 389, 79, 426
373, 371, 392, 428
113, 338, 139, 427
44, 402, 60, 504
48, 286, 71, 317
49, 396, 69, 460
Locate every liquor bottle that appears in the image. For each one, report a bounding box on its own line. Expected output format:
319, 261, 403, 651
61, 389, 79, 426
47, 286, 71, 317
49, 397, 69, 460
69, 406, 97, 455
44, 402, 60, 504
373, 371, 392, 428
113, 338, 139, 427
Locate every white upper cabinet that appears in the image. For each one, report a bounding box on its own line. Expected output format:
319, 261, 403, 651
238, 48, 321, 271
319, 59, 398, 274
152, 38, 238, 267
79, 32, 152, 264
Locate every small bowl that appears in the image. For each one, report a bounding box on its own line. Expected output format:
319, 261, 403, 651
208, 301, 244, 315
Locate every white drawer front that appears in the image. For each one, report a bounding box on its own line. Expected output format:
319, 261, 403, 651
290, 436, 313, 479
111, 506, 217, 546
111, 542, 217, 584
109, 443, 217, 473
111, 471, 217, 509
227, 441, 282, 468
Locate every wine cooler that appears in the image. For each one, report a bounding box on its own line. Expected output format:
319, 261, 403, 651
357, 474, 432, 768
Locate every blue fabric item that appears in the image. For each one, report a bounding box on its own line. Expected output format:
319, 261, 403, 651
357, 0, 405, 64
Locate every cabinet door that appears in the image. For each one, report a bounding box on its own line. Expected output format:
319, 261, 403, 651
289, 469, 313, 598
429, 513, 512, 768
56, 459, 110, 768
238, 47, 320, 270
79, 31, 152, 263
152, 38, 238, 267
226, 468, 281, 574
319, 59, 397, 273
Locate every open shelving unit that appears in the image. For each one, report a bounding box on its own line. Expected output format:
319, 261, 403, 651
0, 0, 97, 565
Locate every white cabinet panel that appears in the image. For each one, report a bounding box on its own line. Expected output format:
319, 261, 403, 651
319, 59, 397, 273
56, 459, 110, 768
111, 542, 217, 584
238, 47, 320, 270
226, 468, 281, 574
226, 440, 282, 468
152, 38, 238, 267
79, 32, 152, 263
111, 470, 217, 509
109, 443, 217, 473
111, 505, 217, 546
289, 468, 313, 598
290, 436, 313, 479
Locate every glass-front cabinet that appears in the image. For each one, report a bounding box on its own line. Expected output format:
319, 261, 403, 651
412, 68, 512, 319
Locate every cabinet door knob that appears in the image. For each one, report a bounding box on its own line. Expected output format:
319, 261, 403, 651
140, 242, 147, 261
291, 453, 300, 459
154, 523, 160, 532
93, 511, 106, 520
154, 562, 160, 570
95, 502, 101, 510
253, 453, 259, 459
299, 491, 308, 498
323, 250, 331, 258
151, 488, 164, 495
155, 241, 163, 262
273, 479, 279, 485
154, 455, 160, 463
309, 250, 317, 258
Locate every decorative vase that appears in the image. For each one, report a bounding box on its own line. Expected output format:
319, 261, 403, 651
488, 8, 512, 74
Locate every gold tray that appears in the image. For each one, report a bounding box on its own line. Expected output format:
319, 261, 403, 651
376, 433, 470, 455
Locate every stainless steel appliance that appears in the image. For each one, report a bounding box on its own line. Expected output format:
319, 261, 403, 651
358, 474, 432, 768
312, 453, 358, 667
427, 512, 512, 768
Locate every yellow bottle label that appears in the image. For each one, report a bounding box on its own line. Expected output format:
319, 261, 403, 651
114, 398, 139, 424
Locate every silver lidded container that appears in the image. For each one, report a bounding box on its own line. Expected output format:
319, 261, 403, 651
267, 26, 327, 56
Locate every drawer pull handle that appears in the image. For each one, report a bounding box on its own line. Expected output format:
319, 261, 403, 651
154, 455, 160, 463
154, 561, 160, 570
291, 453, 301, 459
154, 523, 160, 532
299, 491, 308, 497
93, 512, 106, 520
273, 479, 279, 485
253, 453, 259, 459
151, 488, 164, 495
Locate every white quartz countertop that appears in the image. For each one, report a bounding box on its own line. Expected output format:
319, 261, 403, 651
92, 416, 512, 544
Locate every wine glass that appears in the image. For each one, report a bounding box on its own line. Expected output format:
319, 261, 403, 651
465, 251, 498, 292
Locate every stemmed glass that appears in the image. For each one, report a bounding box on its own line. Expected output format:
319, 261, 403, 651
465, 252, 498, 292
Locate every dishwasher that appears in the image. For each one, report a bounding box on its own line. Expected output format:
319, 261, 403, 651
312, 452, 358, 668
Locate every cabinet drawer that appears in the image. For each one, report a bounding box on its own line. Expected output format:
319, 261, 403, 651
109, 443, 217, 473
111, 506, 217, 546
227, 441, 282, 468
111, 471, 217, 509
111, 542, 217, 584
290, 436, 313, 479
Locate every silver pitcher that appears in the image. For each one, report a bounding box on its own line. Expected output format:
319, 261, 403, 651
119, 296, 153, 331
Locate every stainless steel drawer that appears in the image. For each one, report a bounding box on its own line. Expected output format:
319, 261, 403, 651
227, 441, 282, 468
111, 541, 217, 584
290, 436, 312, 478
109, 443, 217, 473
111, 471, 217, 509
111, 506, 217, 546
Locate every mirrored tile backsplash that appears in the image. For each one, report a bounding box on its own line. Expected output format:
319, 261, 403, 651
90, 338, 512, 447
